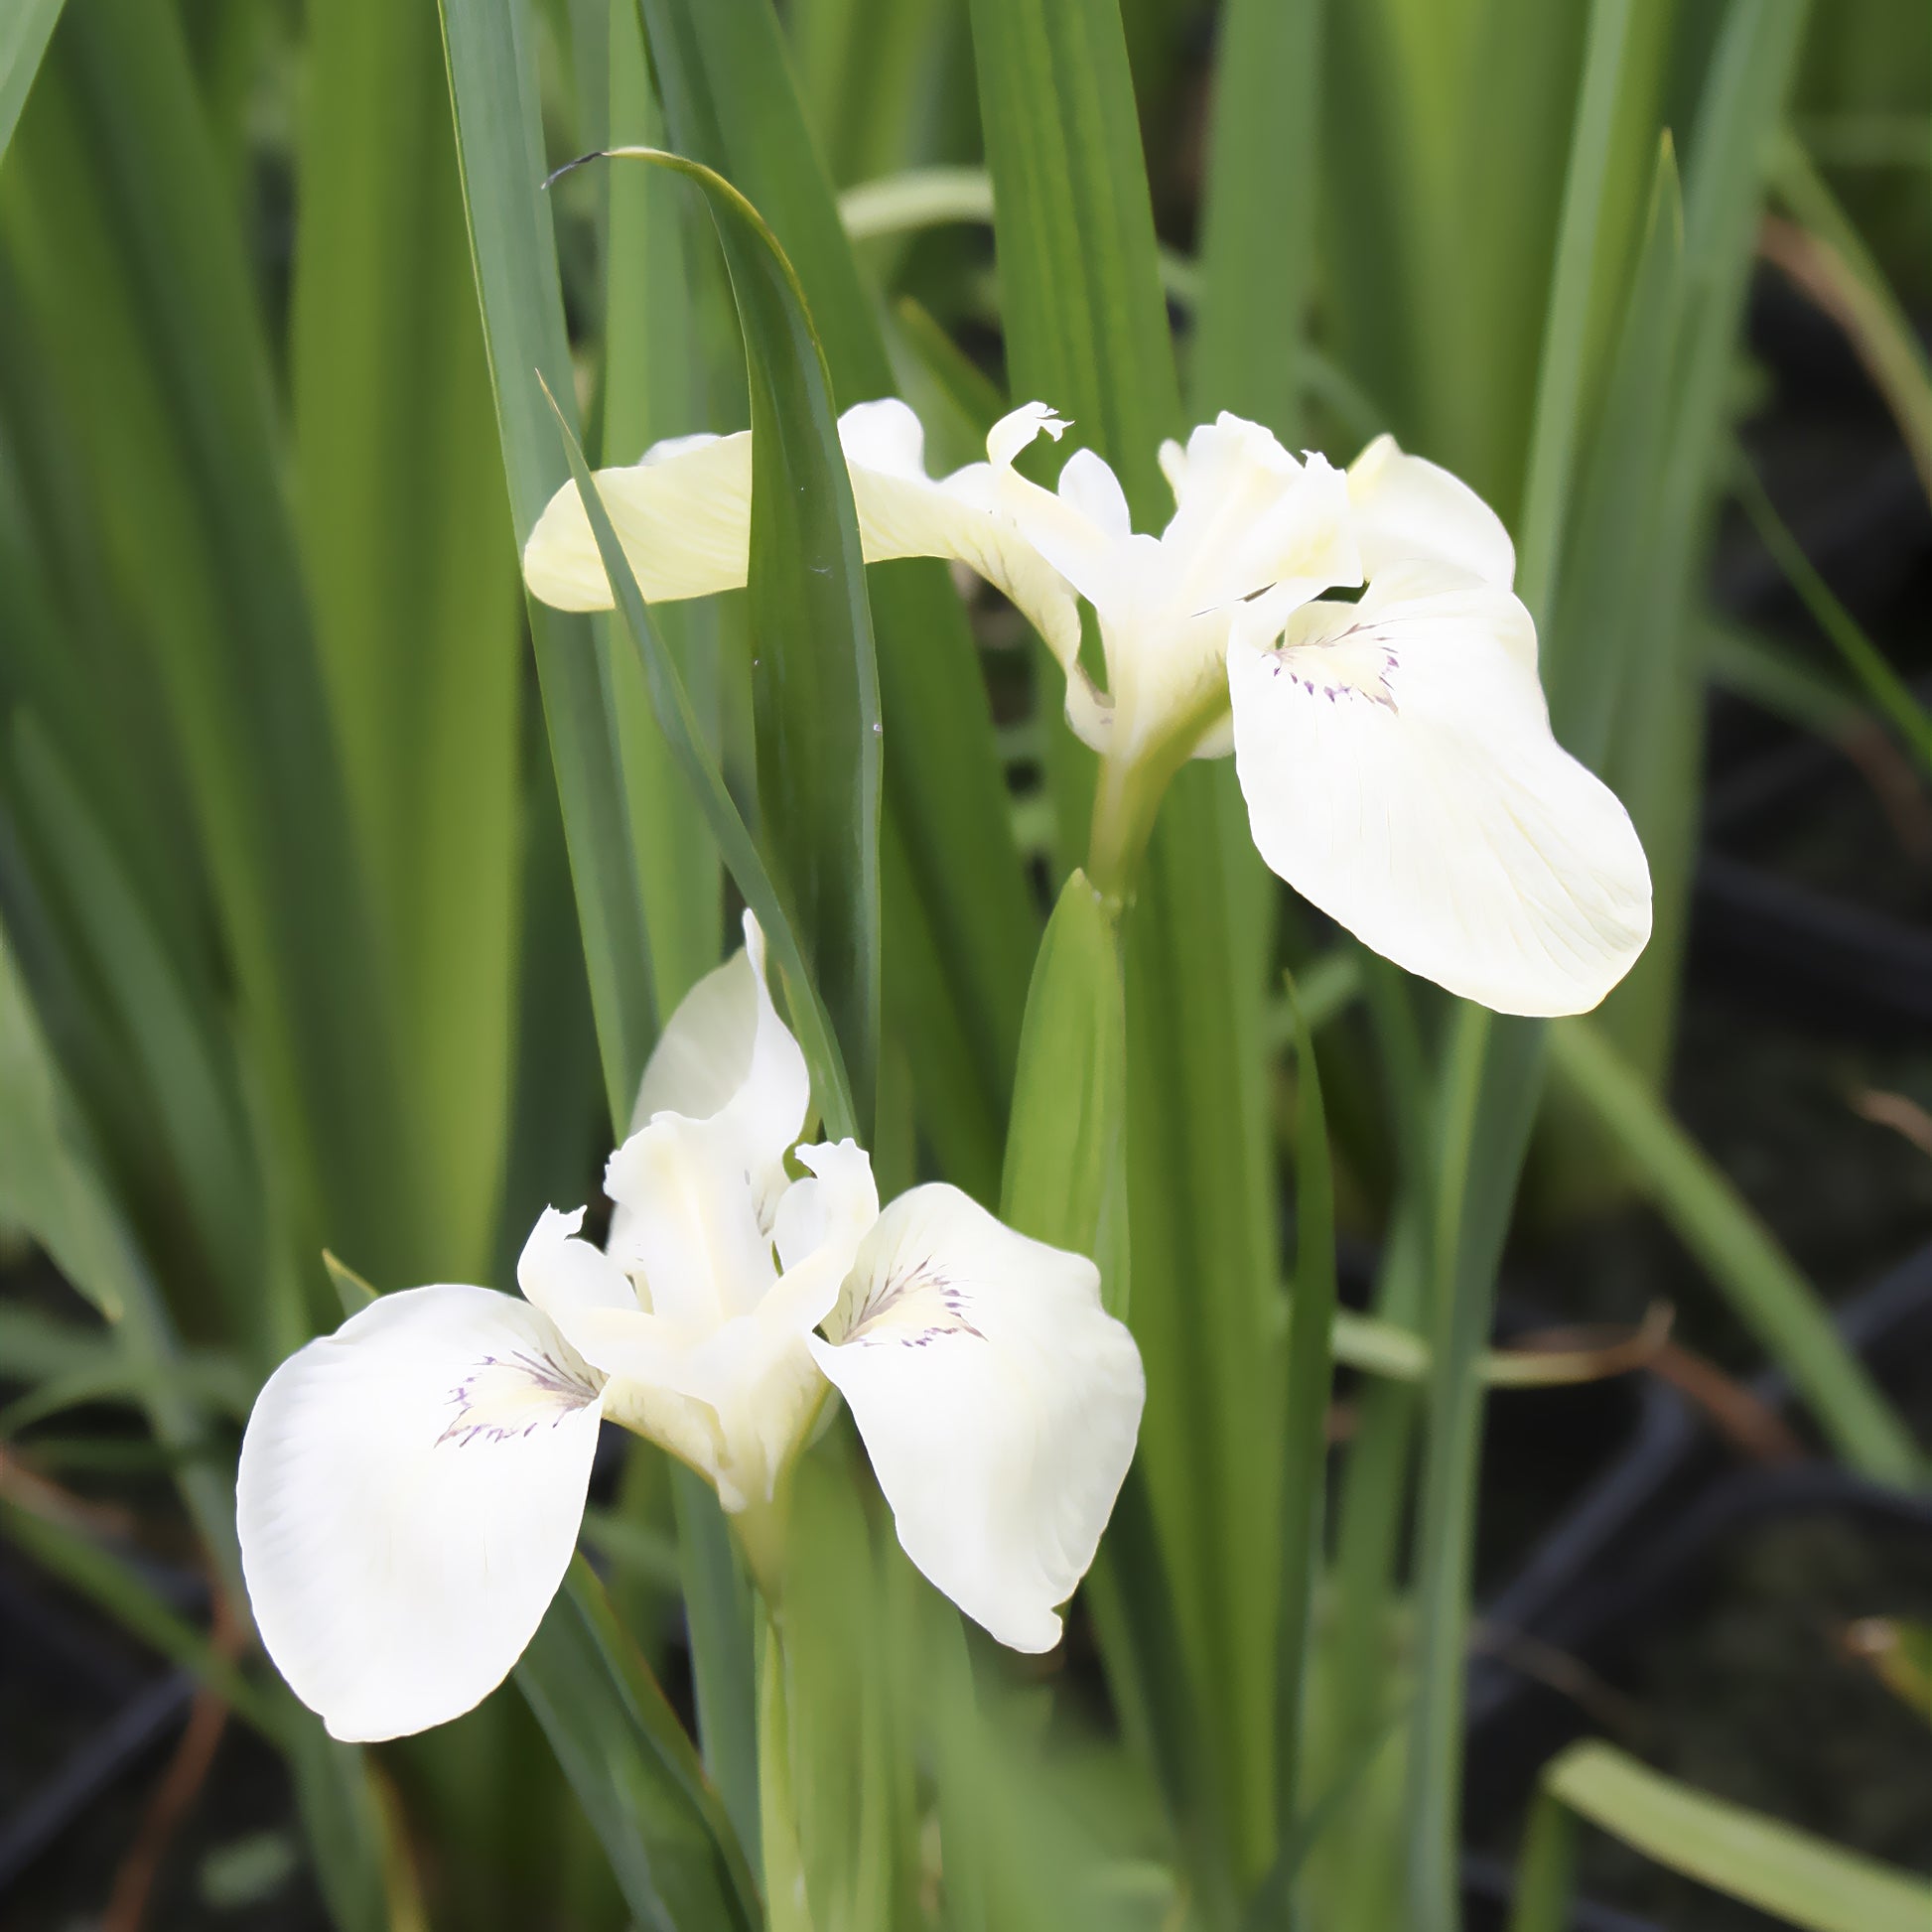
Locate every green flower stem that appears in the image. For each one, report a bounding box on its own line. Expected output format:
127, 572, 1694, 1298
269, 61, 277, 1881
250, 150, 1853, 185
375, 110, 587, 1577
1084, 694, 1237, 904
756, 1603, 811, 1932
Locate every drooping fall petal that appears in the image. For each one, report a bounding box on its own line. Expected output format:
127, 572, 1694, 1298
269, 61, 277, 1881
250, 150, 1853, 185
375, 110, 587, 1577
236, 1287, 604, 1742
809, 1183, 1144, 1652
1228, 563, 1652, 1016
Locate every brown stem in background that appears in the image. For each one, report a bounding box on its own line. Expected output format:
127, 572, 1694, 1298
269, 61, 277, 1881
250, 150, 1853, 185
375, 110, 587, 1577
99, 1590, 246, 1932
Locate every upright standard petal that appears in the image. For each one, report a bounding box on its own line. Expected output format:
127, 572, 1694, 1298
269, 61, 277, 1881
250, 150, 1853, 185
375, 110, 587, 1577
1228, 564, 1652, 1016
236, 1287, 605, 1742
1346, 434, 1516, 589
809, 1185, 1145, 1652
521, 401, 1079, 661
622, 909, 809, 1245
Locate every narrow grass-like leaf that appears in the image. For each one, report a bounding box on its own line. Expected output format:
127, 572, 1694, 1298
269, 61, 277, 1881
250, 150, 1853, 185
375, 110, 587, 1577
644, 0, 1042, 1151
1546, 1741, 1932, 1932
1767, 133, 1932, 501
1515, 0, 1640, 620
640, 0, 1036, 1186
596, 139, 883, 1126
667, 1466, 760, 1859
516, 1559, 761, 1932
1274, 978, 1337, 1848
6, 0, 419, 1283
1504, 1792, 1578, 1932
545, 367, 859, 1138
295, 0, 519, 1281
1548, 1017, 1920, 1482
1190, 0, 1319, 439
0, 0, 63, 163
790, 0, 948, 191
1406, 1007, 1547, 1932
1731, 451, 1932, 778
438, 0, 657, 1131
600, 8, 723, 1017
1600, 0, 1809, 1087
967, 0, 1275, 1884
964, 0, 1180, 506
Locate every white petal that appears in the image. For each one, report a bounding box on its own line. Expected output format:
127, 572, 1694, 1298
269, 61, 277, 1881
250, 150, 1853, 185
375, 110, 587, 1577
517, 1205, 638, 1327
626, 908, 809, 1234
1159, 415, 1360, 611
605, 1112, 775, 1330
1347, 434, 1516, 589
810, 1185, 1145, 1653
523, 431, 754, 611
1228, 564, 1652, 1016
770, 1139, 880, 1293
986, 400, 1067, 469
520, 399, 1081, 662
236, 1287, 604, 1742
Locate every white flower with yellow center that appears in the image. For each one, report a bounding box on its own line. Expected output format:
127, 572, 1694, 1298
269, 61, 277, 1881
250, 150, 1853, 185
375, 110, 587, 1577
237, 915, 1144, 1741
523, 399, 1652, 1018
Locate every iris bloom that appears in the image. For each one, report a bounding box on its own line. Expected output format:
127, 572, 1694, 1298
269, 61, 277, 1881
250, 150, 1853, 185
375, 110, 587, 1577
525, 400, 1651, 1017
237, 916, 1143, 1742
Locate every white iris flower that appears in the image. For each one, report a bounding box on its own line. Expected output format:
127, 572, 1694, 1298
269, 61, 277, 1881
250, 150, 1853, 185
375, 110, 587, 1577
524, 399, 1652, 1018
236, 914, 1144, 1742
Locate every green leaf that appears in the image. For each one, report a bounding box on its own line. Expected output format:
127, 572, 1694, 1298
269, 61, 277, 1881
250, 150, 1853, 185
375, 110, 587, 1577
1514, 0, 1644, 621
1768, 132, 1932, 503
667, 1466, 760, 1857
7, 717, 266, 1347
967, 0, 1278, 1887
1404, 1007, 1547, 1932
964, 0, 1181, 511
515, 1559, 761, 1932
1548, 1017, 1921, 1483
543, 345, 859, 1138
1731, 449, 1932, 779
1190, 0, 1320, 439
1273, 976, 1337, 1845
438, 0, 657, 1133
5, 0, 420, 1283
603, 136, 884, 1129
1504, 1791, 1578, 1932
764, 1450, 915, 1932
599, 7, 724, 1019
1545, 1741, 1932, 1932
0, 0, 63, 164
1598, 0, 1810, 1087
639, 0, 1036, 1192
1000, 869, 1125, 1279
294, 0, 520, 1281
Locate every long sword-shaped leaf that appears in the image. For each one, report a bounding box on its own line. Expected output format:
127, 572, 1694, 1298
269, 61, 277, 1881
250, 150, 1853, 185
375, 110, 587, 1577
295, 0, 519, 1281
1545, 1742, 1932, 1932
1405, 1005, 1547, 1932
966, 0, 1279, 1886
438, 0, 656, 1131
0, 0, 62, 164
1599, 0, 1809, 1088
1190, 0, 1320, 440
1272, 977, 1337, 1857
545, 359, 859, 1139
516, 1560, 761, 1932
639, 0, 1035, 1192
594, 137, 883, 1126
5, 0, 418, 1285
